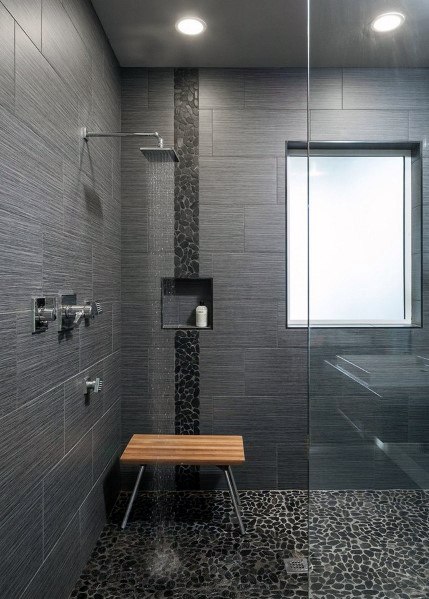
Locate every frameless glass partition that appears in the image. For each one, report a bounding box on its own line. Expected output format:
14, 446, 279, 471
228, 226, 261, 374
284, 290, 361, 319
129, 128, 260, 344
307, 1, 429, 596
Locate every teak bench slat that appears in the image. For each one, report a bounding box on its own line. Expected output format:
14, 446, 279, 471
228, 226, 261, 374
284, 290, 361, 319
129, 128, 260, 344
120, 434, 245, 466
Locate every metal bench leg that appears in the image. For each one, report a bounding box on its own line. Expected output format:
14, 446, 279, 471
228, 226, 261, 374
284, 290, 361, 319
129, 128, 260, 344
227, 466, 241, 507
121, 464, 145, 530
220, 466, 245, 535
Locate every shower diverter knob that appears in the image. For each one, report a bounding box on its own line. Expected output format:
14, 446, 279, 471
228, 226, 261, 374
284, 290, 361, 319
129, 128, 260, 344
85, 377, 103, 394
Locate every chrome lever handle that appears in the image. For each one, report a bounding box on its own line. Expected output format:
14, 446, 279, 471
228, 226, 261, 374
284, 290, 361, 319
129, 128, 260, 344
85, 376, 103, 394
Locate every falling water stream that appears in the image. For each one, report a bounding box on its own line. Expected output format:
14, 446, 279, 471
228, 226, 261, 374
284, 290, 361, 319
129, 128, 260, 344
146, 157, 180, 576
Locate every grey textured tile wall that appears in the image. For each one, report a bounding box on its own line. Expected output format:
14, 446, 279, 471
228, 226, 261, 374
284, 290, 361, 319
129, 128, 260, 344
200, 157, 277, 205
310, 109, 409, 141
309, 68, 342, 109
244, 348, 307, 396
92, 401, 121, 481
0, 313, 17, 416
245, 204, 285, 252
343, 69, 429, 110
0, 385, 64, 524
21, 515, 81, 599
213, 109, 307, 156
245, 69, 307, 109
0, 1, 121, 596
2, 0, 41, 48
43, 431, 92, 555
0, 484, 43, 598
199, 300, 277, 348
199, 109, 213, 156
41, 0, 92, 113
149, 68, 174, 108
200, 204, 245, 252
213, 252, 285, 300
15, 24, 79, 158
200, 68, 245, 108
199, 348, 245, 396
0, 3, 14, 112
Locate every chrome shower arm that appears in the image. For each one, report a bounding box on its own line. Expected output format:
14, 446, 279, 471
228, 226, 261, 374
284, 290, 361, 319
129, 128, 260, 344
82, 128, 163, 147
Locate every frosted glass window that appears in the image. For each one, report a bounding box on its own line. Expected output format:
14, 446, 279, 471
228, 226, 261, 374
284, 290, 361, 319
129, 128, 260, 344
287, 152, 412, 326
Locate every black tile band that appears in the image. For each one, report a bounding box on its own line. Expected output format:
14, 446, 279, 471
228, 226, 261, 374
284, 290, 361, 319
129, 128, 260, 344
174, 68, 200, 489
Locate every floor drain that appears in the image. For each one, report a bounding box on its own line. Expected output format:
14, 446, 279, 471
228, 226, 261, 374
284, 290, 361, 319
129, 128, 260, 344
284, 557, 308, 574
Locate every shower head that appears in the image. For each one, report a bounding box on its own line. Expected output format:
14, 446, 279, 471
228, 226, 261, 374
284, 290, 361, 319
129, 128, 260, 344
140, 147, 179, 162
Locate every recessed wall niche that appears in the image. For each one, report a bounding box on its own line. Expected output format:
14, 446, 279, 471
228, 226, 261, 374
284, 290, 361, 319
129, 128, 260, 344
161, 278, 213, 330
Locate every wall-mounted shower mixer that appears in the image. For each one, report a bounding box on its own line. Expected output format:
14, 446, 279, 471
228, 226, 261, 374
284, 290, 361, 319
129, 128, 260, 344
58, 292, 102, 332
32, 297, 57, 333
85, 376, 103, 396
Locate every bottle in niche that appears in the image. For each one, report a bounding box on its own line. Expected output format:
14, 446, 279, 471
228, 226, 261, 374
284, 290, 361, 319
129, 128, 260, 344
196, 301, 208, 328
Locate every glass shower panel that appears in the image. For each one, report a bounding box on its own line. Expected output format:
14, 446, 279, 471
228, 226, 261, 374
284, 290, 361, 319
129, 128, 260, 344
308, 1, 429, 597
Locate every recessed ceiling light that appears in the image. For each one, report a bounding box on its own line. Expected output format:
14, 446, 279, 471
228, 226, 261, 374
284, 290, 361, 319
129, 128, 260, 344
371, 12, 405, 32
175, 17, 207, 36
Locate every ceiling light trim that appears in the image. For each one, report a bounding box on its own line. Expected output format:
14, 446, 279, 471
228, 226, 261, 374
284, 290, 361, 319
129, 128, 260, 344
175, 17, 207, 36
371, 11, 405, 33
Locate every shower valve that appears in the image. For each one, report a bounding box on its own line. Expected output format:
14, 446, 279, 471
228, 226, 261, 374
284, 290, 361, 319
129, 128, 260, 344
85, 376, 103, 395
59, 297, 102, 330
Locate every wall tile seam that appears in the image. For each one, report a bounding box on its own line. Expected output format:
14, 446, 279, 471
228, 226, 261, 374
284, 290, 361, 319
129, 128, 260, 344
15, 20, 81, 116
17, 460, 112, 599
59, 0, 113, 71
0, 349, 119, 424
40, 441, 122, 568
1, 1, 39, 53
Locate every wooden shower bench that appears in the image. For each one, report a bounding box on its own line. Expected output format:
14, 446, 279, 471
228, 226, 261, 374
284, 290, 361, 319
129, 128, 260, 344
120, 434, 246, 534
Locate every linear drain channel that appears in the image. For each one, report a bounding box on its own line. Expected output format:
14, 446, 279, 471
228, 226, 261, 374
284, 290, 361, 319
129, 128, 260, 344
284, 557, 308, 574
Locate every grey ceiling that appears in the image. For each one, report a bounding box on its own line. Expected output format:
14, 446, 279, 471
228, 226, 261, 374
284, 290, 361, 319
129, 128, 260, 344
91, 0, 429, 67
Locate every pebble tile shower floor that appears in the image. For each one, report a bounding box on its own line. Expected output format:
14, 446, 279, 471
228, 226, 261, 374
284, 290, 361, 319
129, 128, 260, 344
70, 490, 428, 598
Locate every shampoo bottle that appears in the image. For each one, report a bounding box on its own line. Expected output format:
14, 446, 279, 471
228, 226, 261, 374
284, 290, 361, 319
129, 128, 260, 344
196, 301, 208, 328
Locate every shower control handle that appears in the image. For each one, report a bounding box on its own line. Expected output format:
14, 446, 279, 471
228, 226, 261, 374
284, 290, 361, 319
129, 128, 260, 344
61, 300, 102, 326
85, 376, 103, 394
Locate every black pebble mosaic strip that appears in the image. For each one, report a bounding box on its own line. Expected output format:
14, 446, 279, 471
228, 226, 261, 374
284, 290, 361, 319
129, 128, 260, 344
175, 330, 200, 489
174, 68, 199, 278
173, 68, 201, 490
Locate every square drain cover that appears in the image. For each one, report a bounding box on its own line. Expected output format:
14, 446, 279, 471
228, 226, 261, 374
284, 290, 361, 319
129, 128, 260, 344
284, 557, 308, 574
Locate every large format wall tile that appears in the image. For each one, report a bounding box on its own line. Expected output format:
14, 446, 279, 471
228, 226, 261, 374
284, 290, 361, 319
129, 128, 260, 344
343, 68, 429, 110
245, 69, 307, 109
2, 0, 41, 48
310, 109, 409, 141
245, 203, 285, 252
200, 204, 245, 252
16, 311, 79, 406
21, 515, 81, 599
212, 395, 307, 444
0, 3, 14, 112
213, 109, 307, 156
43, 432, 92, 555
213, 252, 285, 300
244, 347, 307, 396
92, 401, 121, 481
0, 313, 17, 416
200, 68, 245, 109
200, 157, 276, 205
0, 385, 64, 525
0, 484, 43, 598
41, 0, 91, 113
199, 300, 278, 348
15, 25, 79, 159
199, 109, 213, 156
199, 348, 245, 396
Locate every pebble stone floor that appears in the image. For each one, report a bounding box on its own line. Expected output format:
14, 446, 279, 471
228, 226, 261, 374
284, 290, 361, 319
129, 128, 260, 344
70, 489, 429, 599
